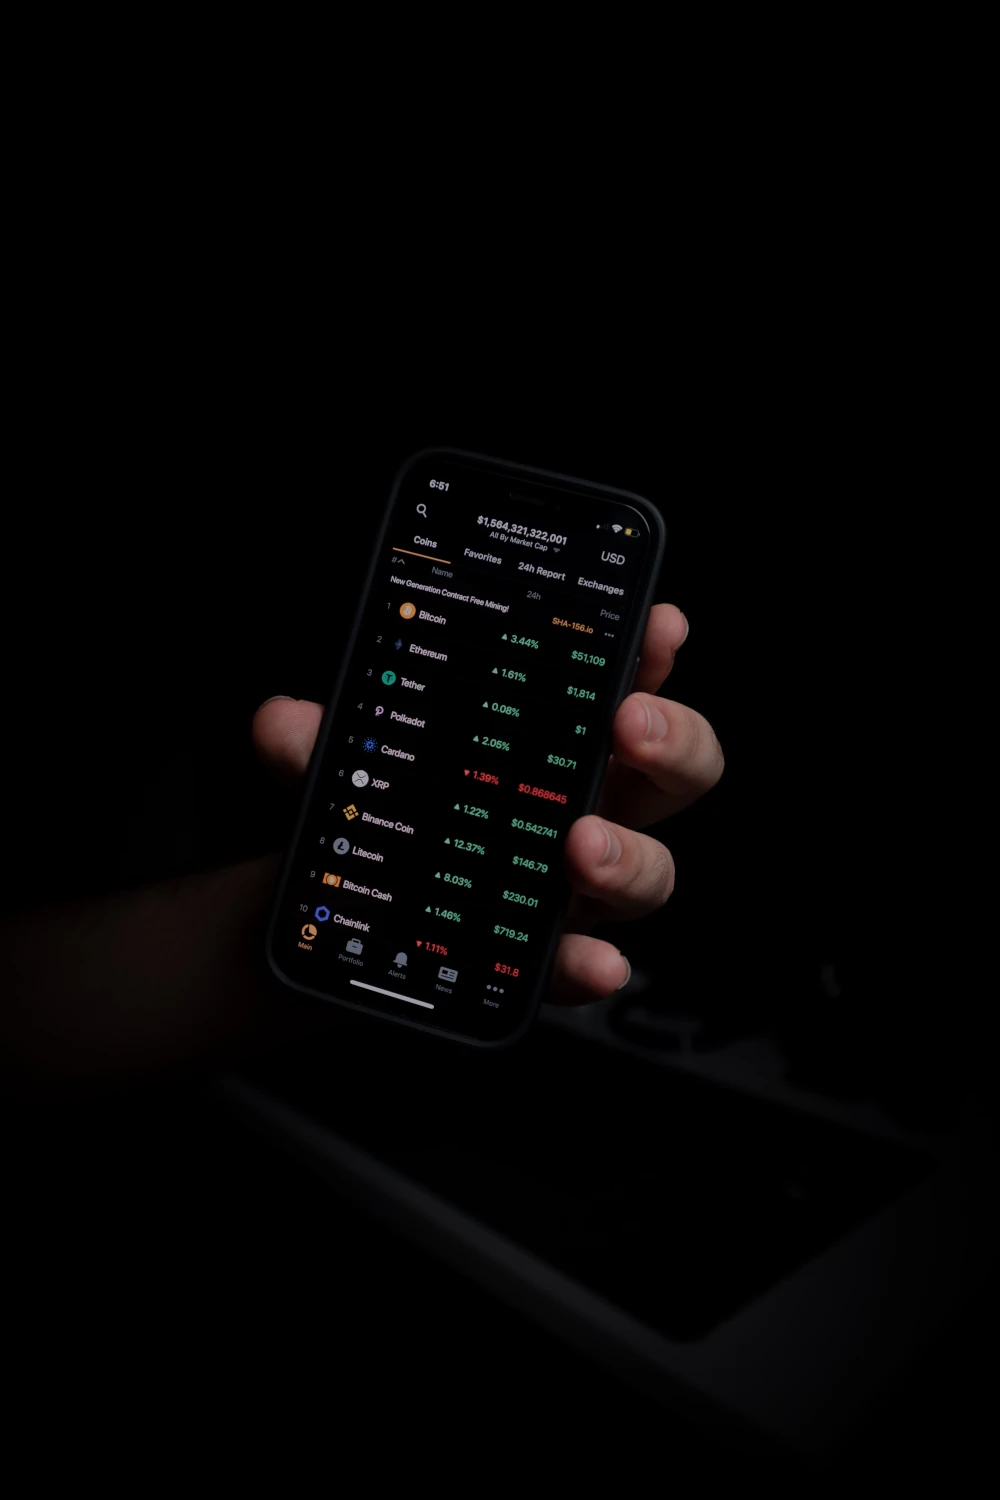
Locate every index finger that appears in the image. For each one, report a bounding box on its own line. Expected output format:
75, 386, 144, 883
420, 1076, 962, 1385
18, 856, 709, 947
599, 693, 724, 827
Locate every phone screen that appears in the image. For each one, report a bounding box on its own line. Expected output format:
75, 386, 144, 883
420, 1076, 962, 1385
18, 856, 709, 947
268, 452, 662, 1043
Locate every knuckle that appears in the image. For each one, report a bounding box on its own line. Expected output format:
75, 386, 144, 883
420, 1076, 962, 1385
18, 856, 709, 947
688, 710, 724, 789
627, 836, 674, 908
706, 718, 725, 785
654, 840, 676, 902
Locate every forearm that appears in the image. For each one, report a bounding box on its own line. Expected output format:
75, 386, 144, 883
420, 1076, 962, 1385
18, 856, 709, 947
0, 855, 337, 1090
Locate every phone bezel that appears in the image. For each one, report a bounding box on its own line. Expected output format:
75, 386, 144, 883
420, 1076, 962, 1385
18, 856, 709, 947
266, 448, 667, 1047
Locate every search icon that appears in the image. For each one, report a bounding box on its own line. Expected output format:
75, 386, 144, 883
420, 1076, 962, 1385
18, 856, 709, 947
416, 503, 428, 517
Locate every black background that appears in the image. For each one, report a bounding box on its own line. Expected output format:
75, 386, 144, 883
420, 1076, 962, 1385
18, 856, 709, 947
1, 260, 988, 1479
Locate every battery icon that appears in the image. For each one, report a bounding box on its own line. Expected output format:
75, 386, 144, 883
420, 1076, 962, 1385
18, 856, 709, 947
625, 527, 637, 536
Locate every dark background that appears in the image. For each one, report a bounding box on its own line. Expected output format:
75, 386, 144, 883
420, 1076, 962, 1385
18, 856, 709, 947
2, 287, 988, 1478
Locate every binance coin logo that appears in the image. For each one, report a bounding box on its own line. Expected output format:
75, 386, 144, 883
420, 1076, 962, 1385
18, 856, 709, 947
343, 804, 359, 821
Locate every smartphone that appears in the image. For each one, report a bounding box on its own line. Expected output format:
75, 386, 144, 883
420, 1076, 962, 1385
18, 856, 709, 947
266, 449, 665, 1046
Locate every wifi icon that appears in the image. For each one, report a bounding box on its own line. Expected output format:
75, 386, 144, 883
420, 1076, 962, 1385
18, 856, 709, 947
611, 524, 623, 533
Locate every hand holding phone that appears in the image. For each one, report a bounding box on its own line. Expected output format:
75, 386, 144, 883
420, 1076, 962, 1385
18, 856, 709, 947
265, 451, 723, 1044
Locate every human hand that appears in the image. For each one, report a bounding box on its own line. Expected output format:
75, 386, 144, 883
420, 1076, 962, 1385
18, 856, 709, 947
253, 605, 722, 1006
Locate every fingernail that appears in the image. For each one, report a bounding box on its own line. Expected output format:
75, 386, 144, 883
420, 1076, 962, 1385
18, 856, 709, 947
679, 613, 690, 646
256, 695, 294, 712
600, 823, 623, 866
643, 700, 669, 743
616, 956, 632, 991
